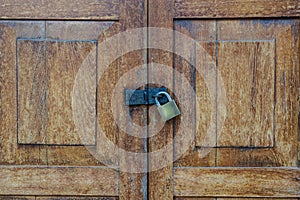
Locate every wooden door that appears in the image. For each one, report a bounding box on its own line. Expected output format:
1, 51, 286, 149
0, 0, 299, 199
0, 0, 148, 199
148, 0, 300, 199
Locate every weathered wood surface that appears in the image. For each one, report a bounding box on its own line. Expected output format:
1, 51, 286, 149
117, 0, 148, 199
46, 21, 113, 41
216, 20, 299, 166
0, 21, 44, 38
175, 198, 298, 200
172, 19, 299, 199
148, 0, 174, 200
0, 166, 118, 196
273, 20, 299, 167
0, 0, 119, 20
173, 19, 299, 167
175, 198, 214, 200
17, 40, 47, 144
175, 0, 300, 18
46, 41, 96, 145
218, 41, 275, 147
0, 25, 47, 165
174, 167, 300, 197
17, 40, 96, 145
36, 197, 118, 200
0, 197, 35, 200
0, 197, 118, 200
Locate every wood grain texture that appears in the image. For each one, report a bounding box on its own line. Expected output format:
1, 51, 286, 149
44, 21, 116, 165
94, 17, 148, 199
47, 146, 103, 166
148, 0, 174, 200
216, 20, 299, 166
273, 20, 299, 167
0, 25, 47, 165
174, 167, 300, 197
0, 21, 45, 39
174, 148, 216, 167
217, 148, 283, 167
175, 198, 298, 200
175, 20, 216, 42
218, 41, 275, 147
118, 0, 147, 199
17, 40, 97, 145
97, 22, 121, 169
195, 41, 217, 148
0, 166, 118, 196
46, 21, 113, 41
173, 20, 217, 166
36, 197, 118, 200
217, 198, 299, 200
117, 41, 147, 199
46, 41, 96, 145
175, 198, 215, 200
217, 20, 276, 41
0, 0, 119, 20
17, 40, 46, 144
0, 197, 35, 200
174, 0, 300, 18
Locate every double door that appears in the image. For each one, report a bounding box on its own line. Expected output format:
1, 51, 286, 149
0, 0, 299, 199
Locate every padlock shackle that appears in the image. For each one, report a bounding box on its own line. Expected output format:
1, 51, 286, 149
154, 91, 172, 106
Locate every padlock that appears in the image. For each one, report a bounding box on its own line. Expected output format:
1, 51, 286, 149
154, 91, 180, 122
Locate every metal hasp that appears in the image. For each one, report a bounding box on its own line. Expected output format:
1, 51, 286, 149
125, 87, 168, 106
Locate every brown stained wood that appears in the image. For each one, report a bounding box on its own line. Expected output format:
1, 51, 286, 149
216, 148, 283, 167
274, 20, 299, 166
195, 41, 217, 148
0, 21, 45, 39
174, 22, 197, 160
0, 166, 118, 196
174, 167, 300, 197
173, 21, 217, 168
178, 198, 299, 200
0, 25, 47, 165
175, 198, 215, 200
175, 20, 216, 42
118, 53, 147, 198
18, 40, 97, 146
47, 146, 103, 166
0, 0, 119, 20
216, 20, 299, 167
174, 198, 299, 200
97, 22, 122, 169
44, 22, 119, 166
116, 0, 148, 199
95, 20, 148, 199
218, 20, 276, 41
17, 40, 46, 144
46, 21, 113, 40
0, 25, 17, 162
174, 148, 216, 167
148, 1, 174, 200
174, 0, 300, 18
36, 197, 118, 200
0, 197, 35, 200
217, 198, 299, 200
173, 21, 217, 166
218, 41, 275, 147
46, 41, 96, 145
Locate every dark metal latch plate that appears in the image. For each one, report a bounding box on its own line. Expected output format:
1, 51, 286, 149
125, 87, 168, 106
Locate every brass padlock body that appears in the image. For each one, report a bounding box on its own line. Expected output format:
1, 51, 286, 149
157, 100, 181, 122
155, 91, 181, 122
